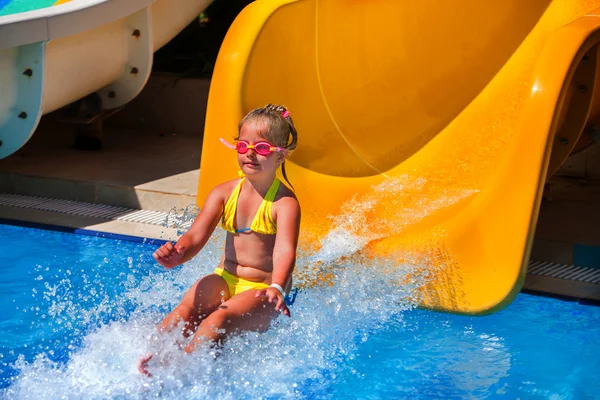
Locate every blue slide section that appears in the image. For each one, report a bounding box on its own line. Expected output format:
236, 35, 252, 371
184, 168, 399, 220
0, 0, 12, 12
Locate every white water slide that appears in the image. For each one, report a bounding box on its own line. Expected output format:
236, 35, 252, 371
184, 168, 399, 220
0, 0, 211, 158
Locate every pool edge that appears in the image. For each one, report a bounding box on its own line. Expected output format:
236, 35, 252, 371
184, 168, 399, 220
0, 217, 169, 244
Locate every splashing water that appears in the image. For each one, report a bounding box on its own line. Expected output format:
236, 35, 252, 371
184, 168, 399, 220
317, 175, 478, 263
1, 176, 480, 399
1, 229, 423, 399
164, 205, 201, 236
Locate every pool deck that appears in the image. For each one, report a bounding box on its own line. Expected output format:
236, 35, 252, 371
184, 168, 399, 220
0, 114, 200, 242
0, 122, 200, 243
0, 73, 208, 242
526, 175, 600, 302
0, 116, 193, 242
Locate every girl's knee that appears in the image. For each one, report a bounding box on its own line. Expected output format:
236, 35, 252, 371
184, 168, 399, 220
159, 304, 195, 332
204, 309, 229, 327
200, 309, 235, 337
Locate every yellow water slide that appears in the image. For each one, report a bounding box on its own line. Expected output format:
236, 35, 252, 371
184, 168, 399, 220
198, 0, 600, 314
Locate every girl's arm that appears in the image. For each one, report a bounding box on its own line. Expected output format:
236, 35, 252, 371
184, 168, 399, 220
255, 195, 300, 316
173, 184, 227, 264
271, 197, 301, 289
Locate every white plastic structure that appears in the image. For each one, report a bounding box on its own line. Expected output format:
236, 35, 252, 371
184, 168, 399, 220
0, 0, 212, 158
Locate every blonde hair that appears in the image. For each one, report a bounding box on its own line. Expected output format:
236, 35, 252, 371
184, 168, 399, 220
236, 104, 298, 189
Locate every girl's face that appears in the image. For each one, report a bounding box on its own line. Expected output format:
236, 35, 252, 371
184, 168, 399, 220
237, 120, 285, 176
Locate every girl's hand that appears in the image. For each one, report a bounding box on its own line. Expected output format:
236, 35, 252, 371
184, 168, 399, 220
152, 242, 185, 269
256, 287, 290, 317
138, 353, 153, 377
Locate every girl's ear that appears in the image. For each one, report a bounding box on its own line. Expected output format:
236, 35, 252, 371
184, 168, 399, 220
276, 149, 289, 165
276, 154, 285, 166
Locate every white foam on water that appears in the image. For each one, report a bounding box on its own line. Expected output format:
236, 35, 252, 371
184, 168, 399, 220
2, 176, 477, 399
315, 175, 477, 263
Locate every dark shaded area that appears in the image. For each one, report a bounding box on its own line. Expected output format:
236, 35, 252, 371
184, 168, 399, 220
47, 0, 254, 152
153, 0, 254, 78
521, 289, 600, 307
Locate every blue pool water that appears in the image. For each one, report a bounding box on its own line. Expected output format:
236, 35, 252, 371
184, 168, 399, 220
1, 223, 600, 399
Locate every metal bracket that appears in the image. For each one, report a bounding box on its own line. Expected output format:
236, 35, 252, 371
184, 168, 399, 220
97, 7, 153, 110
0, 41, 46, 158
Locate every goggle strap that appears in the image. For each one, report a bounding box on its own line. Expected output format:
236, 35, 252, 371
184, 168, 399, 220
219, 138, 236, 150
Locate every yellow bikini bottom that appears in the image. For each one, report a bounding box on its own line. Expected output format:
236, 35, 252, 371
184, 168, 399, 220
213, 267, 270, 297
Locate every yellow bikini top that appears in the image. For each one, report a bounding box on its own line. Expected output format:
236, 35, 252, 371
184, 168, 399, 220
221, 175, 281, 235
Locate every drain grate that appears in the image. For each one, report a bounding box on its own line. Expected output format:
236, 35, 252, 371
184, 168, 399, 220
528, 260, 600, 284
0, 193, 192, 229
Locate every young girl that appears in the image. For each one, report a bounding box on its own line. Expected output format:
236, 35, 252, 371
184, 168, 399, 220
139, 104, 300, 375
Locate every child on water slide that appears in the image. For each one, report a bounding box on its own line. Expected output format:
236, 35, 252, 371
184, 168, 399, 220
140, 104, 301, 376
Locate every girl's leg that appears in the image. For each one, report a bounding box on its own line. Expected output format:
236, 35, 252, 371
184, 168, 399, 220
139, 274, 230, 376
159, 273, 230, 336
185, 288, 280, 353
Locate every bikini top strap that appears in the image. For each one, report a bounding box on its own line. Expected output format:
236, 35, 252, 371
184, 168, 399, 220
222, 176, 245, 232
250, 178, 281, 234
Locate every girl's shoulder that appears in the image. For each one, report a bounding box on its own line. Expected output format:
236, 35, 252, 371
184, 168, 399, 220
210, 179, 241, 200
219, 178, 241, 190
272, 184, 300, 227
276, 181, 299, 203
273, 182, 300, 216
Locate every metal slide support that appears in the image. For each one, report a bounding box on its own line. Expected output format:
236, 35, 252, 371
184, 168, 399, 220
0, 42, 46, 158
97, 7, 153, 110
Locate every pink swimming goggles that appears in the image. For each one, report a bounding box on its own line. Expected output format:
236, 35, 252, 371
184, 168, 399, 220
220, 138, 285, 156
